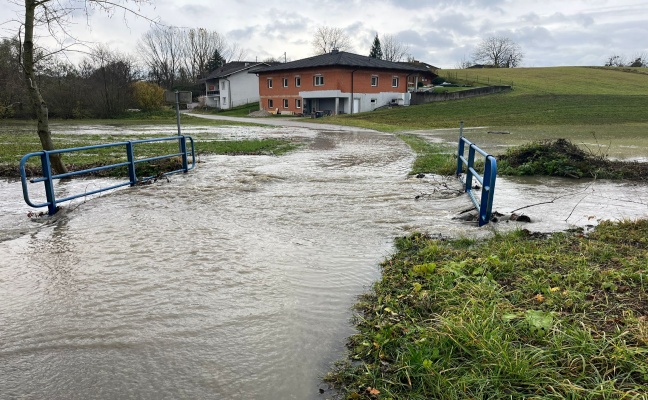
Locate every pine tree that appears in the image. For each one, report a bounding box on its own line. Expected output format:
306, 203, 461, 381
369, 34, 383, 59
205, 49, 225, 73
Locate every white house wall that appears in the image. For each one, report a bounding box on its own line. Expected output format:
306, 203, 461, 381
221, 72, 261, 109
299, 89, 410, 113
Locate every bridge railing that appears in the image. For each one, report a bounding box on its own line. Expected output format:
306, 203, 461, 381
456, 123, 497, 226
20, 136, 195, 215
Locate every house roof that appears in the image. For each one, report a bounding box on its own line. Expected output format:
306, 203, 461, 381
401, 60, 440, 71
203, 61, 274, 80
253, 51, 430, 74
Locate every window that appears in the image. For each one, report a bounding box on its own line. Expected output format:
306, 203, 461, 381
267, 78, 273, 88
223, 97, 227, 105
371, 76, 378, 86
296, 99, 301, 109
283, 99, 289, 108
392, 77, 399, 87
268, 99, 274, 108
283, 78, 288, 87
314, 75, 324, 86
295, 76, 301, 87
221, 81, 226, 90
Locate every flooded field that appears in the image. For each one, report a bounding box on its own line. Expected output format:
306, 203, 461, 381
1, 124, 647, 399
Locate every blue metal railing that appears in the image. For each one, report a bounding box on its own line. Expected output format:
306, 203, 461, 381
20, 136, 195, 215
456, 122, 497, 226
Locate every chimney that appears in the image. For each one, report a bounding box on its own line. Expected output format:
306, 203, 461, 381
331, 48, 339, 54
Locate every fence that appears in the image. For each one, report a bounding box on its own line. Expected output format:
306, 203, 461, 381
410, 86, 511, 105
456, 122, 497, 226
20, 136, 195, 215
441, 71, 514, 87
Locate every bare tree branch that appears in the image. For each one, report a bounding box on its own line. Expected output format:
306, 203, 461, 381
381, 34, 409, 62
472, 36, 524, 68
311, 26, 351, 55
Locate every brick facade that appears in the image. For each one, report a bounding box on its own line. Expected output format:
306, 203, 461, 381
258, 67, 412, 114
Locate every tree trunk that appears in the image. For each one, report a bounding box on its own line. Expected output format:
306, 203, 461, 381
23, 0, 68, 175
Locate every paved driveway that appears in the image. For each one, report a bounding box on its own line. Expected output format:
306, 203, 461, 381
186, 113, 375, 132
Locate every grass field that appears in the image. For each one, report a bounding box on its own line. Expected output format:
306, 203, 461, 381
314, 67, 648, 159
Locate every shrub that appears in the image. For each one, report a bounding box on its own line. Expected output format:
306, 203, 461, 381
431, 76, 446, 85
132, 81, 165, 111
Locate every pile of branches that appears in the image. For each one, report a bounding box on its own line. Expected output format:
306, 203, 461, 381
498, 138, 648, 181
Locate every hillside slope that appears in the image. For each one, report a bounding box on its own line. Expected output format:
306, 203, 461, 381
321, 67, 648, 131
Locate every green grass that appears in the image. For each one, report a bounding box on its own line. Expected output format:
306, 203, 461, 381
327, 220, 648, 399
498, 138, 648, 181
397, 134, 456, 175
0, 119, 298, 177
442, 66, 648, 96
189, 102, 260, 117
312, 67, 648, 134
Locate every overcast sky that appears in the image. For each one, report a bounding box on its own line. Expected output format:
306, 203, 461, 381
2, 0, 647, 68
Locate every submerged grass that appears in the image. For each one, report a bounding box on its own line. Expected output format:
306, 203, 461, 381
191, 102, 260, 117
397, 134, 456, 175
0, 120, 298, 177
327, 220, 648, 399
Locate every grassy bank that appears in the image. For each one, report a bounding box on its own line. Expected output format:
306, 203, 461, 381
396, 134, 455, 175
327, 220, 648, 399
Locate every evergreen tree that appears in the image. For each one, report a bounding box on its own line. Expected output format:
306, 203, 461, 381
205, 49, 225, 72
369, 34, 383, 59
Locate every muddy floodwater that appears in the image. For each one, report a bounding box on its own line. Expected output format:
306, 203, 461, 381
1, 125, 647, 399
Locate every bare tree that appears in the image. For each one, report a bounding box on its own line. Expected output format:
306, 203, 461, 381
311, 26, 352, 55
140, 27, 244, 83
81, 45, 137, 118
453, 54, 472, 69
224, 42, 247, 62
604, 54, 627, 67
0, 37, 27, 118
629, 53, 647, 67
381, 34, 409, 62
472, 36, 524, 68
181, 28, 229, 79
20, 0, 151, 174
137, 25, 182, 88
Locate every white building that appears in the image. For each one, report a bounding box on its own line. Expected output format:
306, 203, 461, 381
202, 62, 273, 109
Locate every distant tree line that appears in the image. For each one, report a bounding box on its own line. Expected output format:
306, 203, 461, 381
604, 53, 647, 67
0, 27, 243, 120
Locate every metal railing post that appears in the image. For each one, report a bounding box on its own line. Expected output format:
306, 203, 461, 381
41, 151, 57, 215
456, 121, 465, 176
126, 141, 137, 185
180, 136, 188, 172
466, 145, 476, 192
478, 155, 496, 225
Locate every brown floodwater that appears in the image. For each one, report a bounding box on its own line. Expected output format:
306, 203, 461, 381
1, 125, 647, 399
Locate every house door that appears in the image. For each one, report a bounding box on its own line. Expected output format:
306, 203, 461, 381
352, 98, 360, 114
